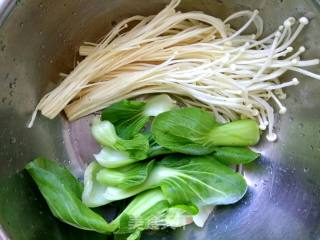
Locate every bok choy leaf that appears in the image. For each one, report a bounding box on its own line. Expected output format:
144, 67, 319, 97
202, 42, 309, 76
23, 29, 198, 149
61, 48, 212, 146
156, 155, 248, 206
96, 160, 155, 188
82, 155, 247, 207
152, 107, 260, 155
26, 158, 115, 233
212, 147, 260, 165
114, 189, 196, 240
101, 94, 176, 139
146, 133, 174, 158
82, 161, 113, 208
91, 118, 149, 168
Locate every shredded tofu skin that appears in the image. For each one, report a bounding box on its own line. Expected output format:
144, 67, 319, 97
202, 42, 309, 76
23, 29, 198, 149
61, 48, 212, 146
29, 0, 320, 142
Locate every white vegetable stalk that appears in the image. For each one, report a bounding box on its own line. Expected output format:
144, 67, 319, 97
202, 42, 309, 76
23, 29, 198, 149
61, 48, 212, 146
91, 118, 118, 147
193, 205, 215, 227
29, 0, 320, 142
94, 147, 132, 168
143, 94, 176, 116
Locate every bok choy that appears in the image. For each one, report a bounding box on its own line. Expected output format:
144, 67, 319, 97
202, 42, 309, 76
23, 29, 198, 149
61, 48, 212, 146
101, 94, 176, 139
91, 118, 149, 168
152, 107, 260, 155
113, 189, 196, 240
212, 147, 260, 165
25, 158, 195, 239
26, 96, 262, 239
96, 160, 155, 188
26, 158, 116, 233
82, 154, 247, 207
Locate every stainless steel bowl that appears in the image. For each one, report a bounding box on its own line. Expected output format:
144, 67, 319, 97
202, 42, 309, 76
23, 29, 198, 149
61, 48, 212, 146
1, 0, 320, 239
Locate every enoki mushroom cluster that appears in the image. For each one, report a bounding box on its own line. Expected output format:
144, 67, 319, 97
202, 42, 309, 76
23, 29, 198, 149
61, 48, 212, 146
29, 0, 320, 141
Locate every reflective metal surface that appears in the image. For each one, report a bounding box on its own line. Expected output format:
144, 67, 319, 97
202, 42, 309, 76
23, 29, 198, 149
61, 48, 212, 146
0, 0, 16, 27
0, 0, 320, 239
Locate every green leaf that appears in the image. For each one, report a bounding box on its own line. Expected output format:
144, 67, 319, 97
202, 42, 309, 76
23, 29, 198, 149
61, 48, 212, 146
152, 108, 219, 155
157, 155, 247, 206
101, 95, 176, 139
212, 147, 260, 165
162, 206, 195, 227
115, 134, 149, 160
115, 189, 169, 233
96, 160, 155, 189
101, 100, 148, 139
146, 133, 174, 158
114, 189, 195, 237
25, 158, 115, 233
82, 161, 153, 207
83, 155, 247, 208
207, 120, 260, 146
127, 230, 142, 240
91, 119, 149, 167
114, 232, 132, 240
152, 107, 260, 154
147, 145, 174, 158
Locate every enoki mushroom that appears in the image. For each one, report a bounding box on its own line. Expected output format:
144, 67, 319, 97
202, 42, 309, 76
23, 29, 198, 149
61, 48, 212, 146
29, 0, 320, 142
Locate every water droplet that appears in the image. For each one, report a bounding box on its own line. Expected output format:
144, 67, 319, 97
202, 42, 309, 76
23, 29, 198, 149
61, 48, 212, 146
1, 45, 5, 51
1, 97, 7, 103
39, 3, 43, 8
41, 45, 45, 49
50, 59, 54, 64
304, 167, 309, 173
310, 145, 314, 150
298, 123, 304, 128
39, 31, 43, 35
19, 22, 24, 28
289, 116, 294, 122
9, 91, 13, 97
9, 82, 16, 89
10, 137, 16, 144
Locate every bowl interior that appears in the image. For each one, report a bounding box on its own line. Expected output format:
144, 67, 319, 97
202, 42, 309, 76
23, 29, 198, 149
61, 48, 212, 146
0, 0, 320, 239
